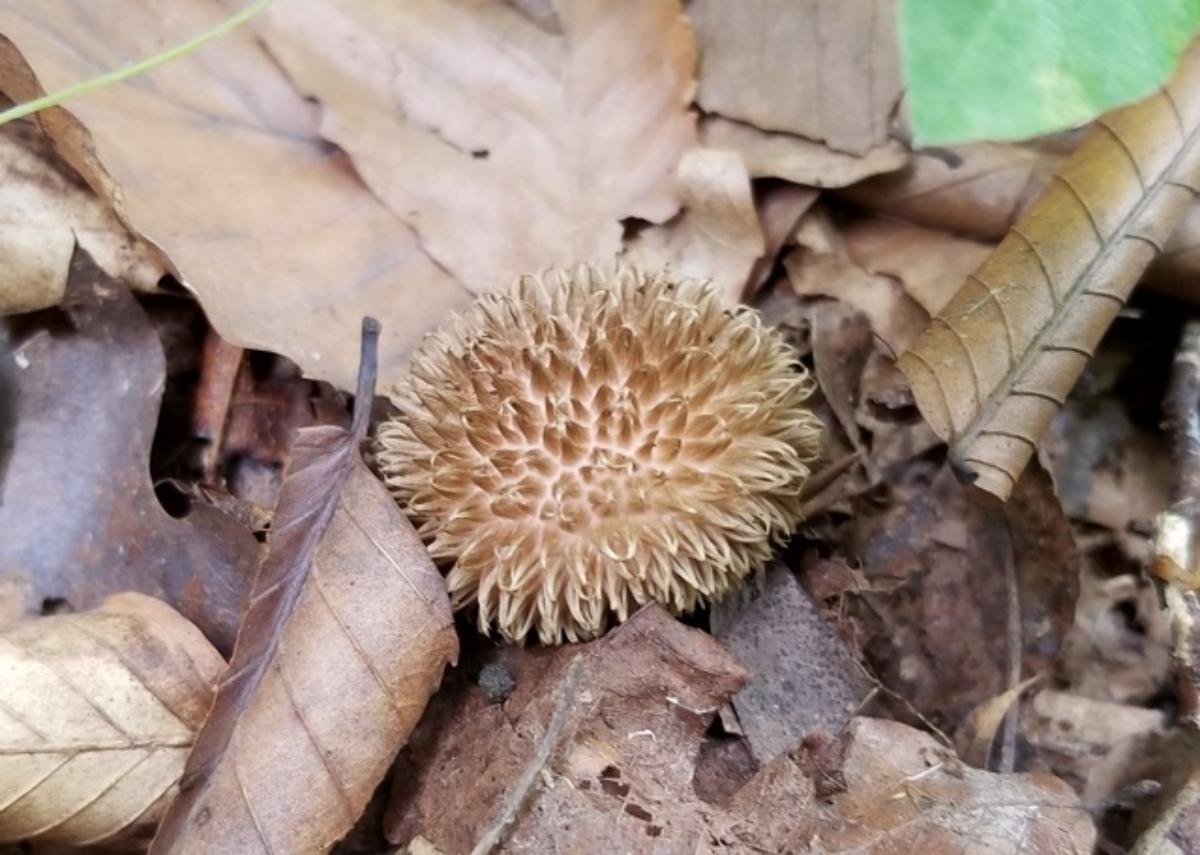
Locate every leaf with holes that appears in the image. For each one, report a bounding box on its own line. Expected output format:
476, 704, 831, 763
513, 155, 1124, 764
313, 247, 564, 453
150, 322, 458, 854
0, 594, 223, 849
898, 42, 1200, 500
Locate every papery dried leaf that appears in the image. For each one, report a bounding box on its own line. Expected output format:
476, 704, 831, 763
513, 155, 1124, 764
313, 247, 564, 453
898, 44, 1200, 500
0, 127, 162, 314
150, 322, 457, 854
261, 0, 696, 295
689, 0, 901, 156
623, 148, 764, 305
841, 143, 1062, 241
0, 594, 223, 848
0, 249, 259, 651
700, 116, 908, 188
954, 676, 1040, 769
0, 4, 471, 392
385, 609, 1094, 854
842, 218, 994, 316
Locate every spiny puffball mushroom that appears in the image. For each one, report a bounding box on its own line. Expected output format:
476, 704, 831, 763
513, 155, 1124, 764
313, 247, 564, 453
374, 266, 822, 644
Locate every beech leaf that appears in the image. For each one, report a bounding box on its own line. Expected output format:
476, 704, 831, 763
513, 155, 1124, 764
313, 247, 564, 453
150, 320, 458, 854
689, 0, 901, 156
0, 594, 223, 849
261, 0, 697, 295
0, 3, 472, 392
898, 42, 1200, 501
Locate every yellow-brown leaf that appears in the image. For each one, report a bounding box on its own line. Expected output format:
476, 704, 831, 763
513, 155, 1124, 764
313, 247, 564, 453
899, 43, 1200, 501
0, 594, 223, 848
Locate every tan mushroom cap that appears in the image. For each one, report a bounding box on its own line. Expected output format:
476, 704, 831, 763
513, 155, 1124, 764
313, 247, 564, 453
375, 266, 822, 643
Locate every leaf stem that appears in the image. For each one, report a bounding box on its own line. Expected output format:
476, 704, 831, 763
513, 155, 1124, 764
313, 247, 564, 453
0, 0, 276, 128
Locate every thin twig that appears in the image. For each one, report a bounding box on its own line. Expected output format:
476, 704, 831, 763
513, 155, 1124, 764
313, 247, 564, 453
999, 511, 1022, 774
471, 656, 584, 855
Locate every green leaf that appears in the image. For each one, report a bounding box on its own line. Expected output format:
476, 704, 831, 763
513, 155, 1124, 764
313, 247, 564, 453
902, 0, 1200, 145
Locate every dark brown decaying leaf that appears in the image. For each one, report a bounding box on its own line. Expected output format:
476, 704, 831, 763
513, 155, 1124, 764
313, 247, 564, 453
385, 604, 749, 852
384, 607, 1094, 853
845, 462, 1077, 731
899, 44, 1200, 500
0, 249, 259, 651
689, 0, 901, 156
0, 3, 472, 392
150, 321, 457, 854
0, 594, 223, 849
710, 564, 870, 764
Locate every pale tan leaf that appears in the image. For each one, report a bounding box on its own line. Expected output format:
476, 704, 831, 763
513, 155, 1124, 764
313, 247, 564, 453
623, 148, 764, 305
0, 594, 223, 848
842, 218, 994, 316
260, 0, 697, 295
700, 116, 908, 188
0, 129, 163, 315
746, 183, 819, 295
690, 0, 901, 155
0, 3, 471, 392
898, 44, 1200, 501
785, 247, 929, 359
151, 324, 457, 855
842, 143, 1062, 240
954, 676, 1041, 769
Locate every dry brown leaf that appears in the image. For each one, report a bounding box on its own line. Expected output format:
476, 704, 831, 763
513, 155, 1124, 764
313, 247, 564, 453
0, 594, 223, 849
1021, 689, 1167, 793
841, 143, 1062, 240
700, 116, 908, 188
384, 604, 749, 852
0, 126, 162, 314
746, 183, 819, 295
954, 676, 1040, 769
898, 45, 1200, 501
689, 0, 901, 156
835, 462, 1078, 731
842, 218, 994, 316
785, 248, 929, 359
0, 3, 471, 392
150, 323, 457, 854
385, 607, 1094, 853
261, 0, 696, 295
623, 148, 763, 305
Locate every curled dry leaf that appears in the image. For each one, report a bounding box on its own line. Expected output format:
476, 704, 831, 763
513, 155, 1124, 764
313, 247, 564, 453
623, 148, 764, 305
699, 116, 908, 189
0, 124, 162, 315
150, 321, 457, 855
0, 3, 471, 392
0, 593, 223, 849
689, 0, 902, 156
261, 0, 697, 295
0, 249, 259, 651
899, 44, 1200, 500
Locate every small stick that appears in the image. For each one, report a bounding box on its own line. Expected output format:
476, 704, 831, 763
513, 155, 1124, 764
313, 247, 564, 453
471, 656, 584, 855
